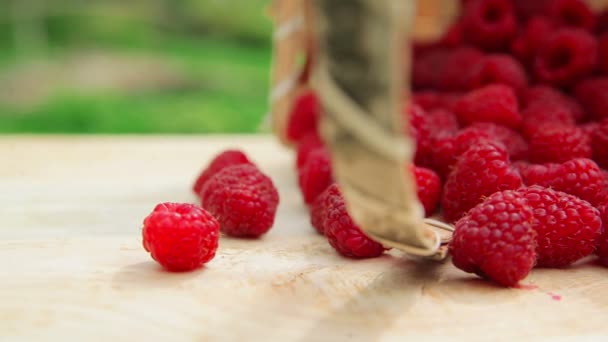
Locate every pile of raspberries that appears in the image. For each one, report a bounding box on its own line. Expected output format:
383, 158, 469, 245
142, 0, 608, 287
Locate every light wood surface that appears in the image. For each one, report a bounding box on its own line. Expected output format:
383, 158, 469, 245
1, 135, 608, 342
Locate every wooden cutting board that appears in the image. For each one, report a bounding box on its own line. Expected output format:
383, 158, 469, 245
1, 135, 608, 341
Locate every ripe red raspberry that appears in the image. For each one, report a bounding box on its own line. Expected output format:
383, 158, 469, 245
413, 166, 441, 217
408, 106, 459, 170
520, 101, 577, 138
467, 122, 529, 160
412, 48, 450, 89
548, 0, 596, 32
442, 142, 523, 222
512, 0, 554, 20
520, 85, 585, 122
298, 147, 333, 205
521, 158, 606, 206
323, 186, 386, 258
599, 11, 608, 34
518, 186, 602, 268
468, 54, 529, 93
449, 190, 536, 287
595, 198, 608, 266
602, 170, 608, 190
533, 28, 598, 87
309, 183, 339, 235
142, 203, 220, 272
574, 77, 608, 121
528, 125, 591, 163
599, 34, 608, 75
462, 0, 517, 51
192, 150, 252, 196
295, 131, 324, 170
201, 164, 279, 237
286, 90, 320, 143
412, 92, 462, 112
454, 84, 521, 129
438, 47, 485, 91
429, 127, 494, 179
591, 119, 608, 169
511, 17, 554, 67
438, 20, 464, 48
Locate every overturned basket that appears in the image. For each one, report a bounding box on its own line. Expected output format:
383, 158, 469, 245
268, 0, 608, 260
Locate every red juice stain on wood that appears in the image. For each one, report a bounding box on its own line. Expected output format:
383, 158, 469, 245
547, 292, 562, 301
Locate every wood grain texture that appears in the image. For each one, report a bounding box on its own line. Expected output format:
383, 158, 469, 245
1, 135, 608, 342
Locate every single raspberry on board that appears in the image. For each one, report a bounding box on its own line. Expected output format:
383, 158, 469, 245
518, 186, 602, 268
521, 101, 577, 138
591, 119, 608, 169
295, 131, 324, 170
192, 150, 253, 196
528, 125, 591, 163
548, 0, 596, 32
286, 90, 320, 143
522, 158, 606, 206
467, 122, 529, 160
454, 84, 521, 129
449, 190, 536, 287
413, 166, 442, 217
142, 203, 220, 272
323, 186, 386, 258
575, 77, 608, 121
533, 28, 598, 87
201, 164, 279, 237
298, 147, 333, 205
462, 0, 518, 51
309, 183, 339, 235
441, 142, 523, 222
467, 54, 529, 92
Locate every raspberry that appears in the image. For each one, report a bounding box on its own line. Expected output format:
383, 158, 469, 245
309, 183, 339, 235
142, 203, 220, 272
298, 147, 333, 205
512, 0, 554, 20
413, 166, 441, 217
468, 54, 529, 92
599, 34, 608, 74
323, 185, 386, 258
603, 170, 608, 190
599, 11, 608, 34
409, 106, 459, 170
454, 84, 521, 129
462, 0, 518, 51
412, 92, 462, 112
574, 77, 608, 121
520, 100, 576, 138
429, 128, 494, 179
438, 21, 464, 48
201, 164, 279, 237
192, 150, 252, 196
295, 131, 324, 169
533, 28, 598, 87
467, 122, 529, 160
518, 186, 602, 268
449, 190, 536, 287
520, 85, 585, 122
511, 17, 554, 67
591, 119, 608, 169
521, 158, 606, 206
442, 142, 523, 223
548, 0, 596, 32
528, 125, 591, 163
595, 198, 608, 266
412, 48, 450, 89
286, 91, 320, 143
438, 47, 485, 91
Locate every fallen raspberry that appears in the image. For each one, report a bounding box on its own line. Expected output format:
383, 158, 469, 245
192, 150, 253, 196
533, 28, 598, 87
201, 164, 279, 237
438, 47, 485, 90
286, 90, 320, 143
298, 147, 333, 205
309, 183, 339, 235
518, 186, 602, 268
511, 17, 554, 67
449, 190, 536, 287
591, 119, 608, 169
462, 0, 518, 51
468, 54, 529, 92
521, 101, 577, 138
548, 0, 596, 32
454, 84, 521, 129
467, 122, 528, 160
442, 142, 523, 222
142, 203, 220, 272
413, 166, 441, 216
295, 131, 324, 170
575, 77, 608, 121
521, 158, 605, 206
528, 125, 591, 163
323, 185, 386, 258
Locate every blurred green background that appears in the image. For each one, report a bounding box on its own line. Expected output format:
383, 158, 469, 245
0, 0, 273, 133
